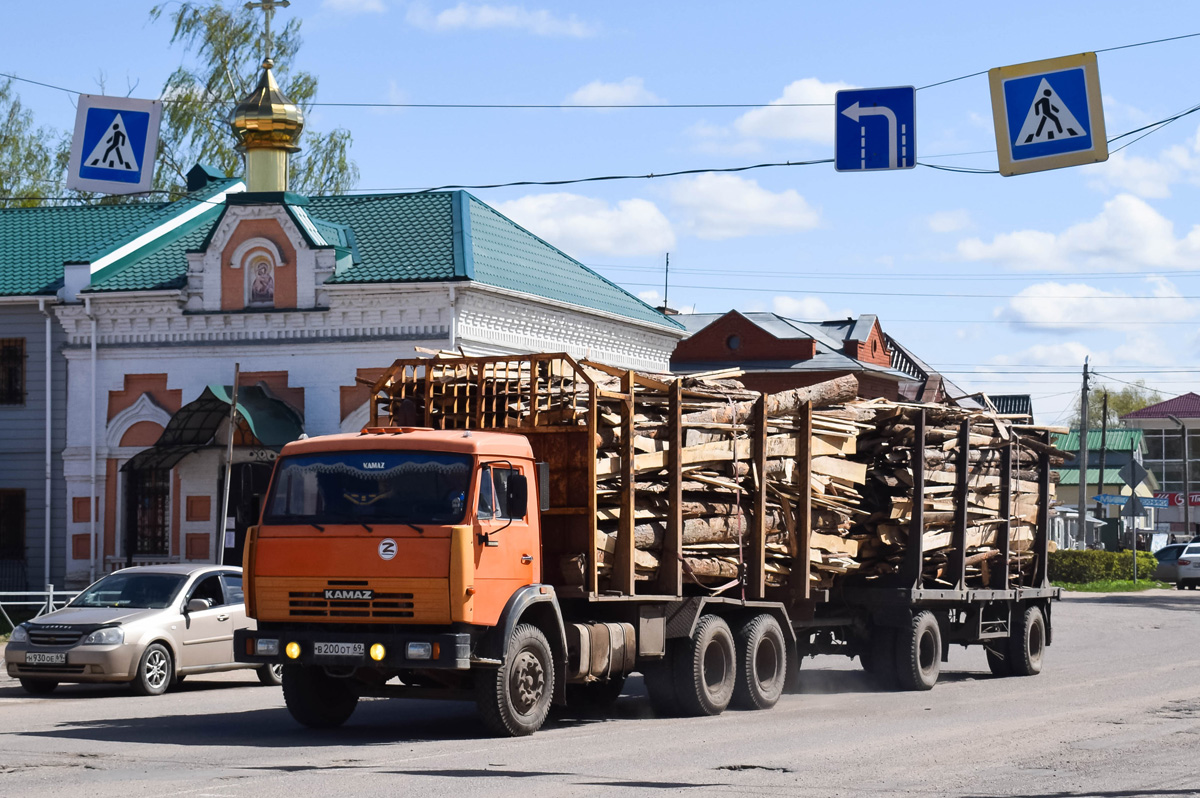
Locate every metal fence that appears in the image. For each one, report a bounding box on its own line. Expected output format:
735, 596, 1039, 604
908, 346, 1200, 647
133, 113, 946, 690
0, 588, 78, 633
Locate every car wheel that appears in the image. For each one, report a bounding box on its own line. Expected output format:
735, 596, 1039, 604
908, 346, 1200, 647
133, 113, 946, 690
257, 663, 284, 686
19, 678, 58, 695
131, 642, 173, 696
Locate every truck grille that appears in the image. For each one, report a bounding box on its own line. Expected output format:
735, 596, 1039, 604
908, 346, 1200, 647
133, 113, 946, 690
288, 585, 416, 619
28, 629, 84, 646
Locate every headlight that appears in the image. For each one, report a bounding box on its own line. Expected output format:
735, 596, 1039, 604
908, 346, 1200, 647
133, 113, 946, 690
9, 624, 28, 643
82, 627, 124, 645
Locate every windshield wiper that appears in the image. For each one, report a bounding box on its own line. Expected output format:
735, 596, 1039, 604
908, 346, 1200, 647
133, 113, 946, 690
400, 521, 424, 534
309, 522, 326, 532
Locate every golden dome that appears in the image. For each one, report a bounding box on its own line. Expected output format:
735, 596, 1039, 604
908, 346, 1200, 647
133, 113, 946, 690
230, 59, 304, 153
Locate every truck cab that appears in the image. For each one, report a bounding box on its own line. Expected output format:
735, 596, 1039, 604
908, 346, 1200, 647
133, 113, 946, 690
236, 427, 564, 735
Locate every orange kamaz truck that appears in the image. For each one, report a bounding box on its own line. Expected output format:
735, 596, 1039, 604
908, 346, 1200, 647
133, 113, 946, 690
234, 353, 1059, 736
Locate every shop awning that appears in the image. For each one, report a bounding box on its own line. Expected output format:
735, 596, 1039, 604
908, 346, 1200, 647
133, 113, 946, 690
121, 385, 304, 472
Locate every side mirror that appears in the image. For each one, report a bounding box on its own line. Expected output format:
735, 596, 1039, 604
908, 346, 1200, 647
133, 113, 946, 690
506, 474, 528, 519
186, 598, 212, 613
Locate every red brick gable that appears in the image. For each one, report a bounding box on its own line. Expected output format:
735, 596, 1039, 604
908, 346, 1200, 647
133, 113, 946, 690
671, 311, 815, 365
842, 319, 892, 367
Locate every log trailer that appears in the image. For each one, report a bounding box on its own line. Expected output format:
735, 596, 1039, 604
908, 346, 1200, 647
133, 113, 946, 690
234, 353, 1060, 736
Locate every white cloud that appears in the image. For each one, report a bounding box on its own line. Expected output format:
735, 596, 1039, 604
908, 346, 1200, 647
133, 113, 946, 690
637, 289, 662, 305
667, 174, 820, 240
990, 341, 1098, 368
493, 193, 675, 257
323, 0, 385, 11
1000, 277, 1198, 338
406, 3, 595, 36
733, 78, 855, 145
684, 121, 764, 156
957, 193, 1200, 271
772, 295, 835, 319
1085, 125, 1200, 199
928, 209, 972, 233
566, 78, 659, 108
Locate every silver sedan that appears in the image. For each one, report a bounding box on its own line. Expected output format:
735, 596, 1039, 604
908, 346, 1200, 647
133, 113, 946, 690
5, 564, 281, 695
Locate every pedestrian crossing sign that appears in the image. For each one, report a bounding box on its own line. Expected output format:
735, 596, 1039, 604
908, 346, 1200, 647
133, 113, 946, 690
66, 95, 162, 195
988, 52, 1107, 177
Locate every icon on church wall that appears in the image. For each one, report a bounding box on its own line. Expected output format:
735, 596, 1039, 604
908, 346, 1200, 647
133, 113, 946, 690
250, 259, 274, 305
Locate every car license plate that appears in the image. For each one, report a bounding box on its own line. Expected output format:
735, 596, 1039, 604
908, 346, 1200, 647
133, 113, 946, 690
313, 642, 364, 658
26, 652, 66, 665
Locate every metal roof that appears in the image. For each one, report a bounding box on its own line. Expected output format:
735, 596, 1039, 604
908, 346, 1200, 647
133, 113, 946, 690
1053, 428, 1145, 452
1121, 393, 1200, 420
989, 394, 1033, 417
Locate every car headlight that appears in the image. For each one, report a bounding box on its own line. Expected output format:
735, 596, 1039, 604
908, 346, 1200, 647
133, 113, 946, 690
82, 627, 124, 645
9, 624, 28, 643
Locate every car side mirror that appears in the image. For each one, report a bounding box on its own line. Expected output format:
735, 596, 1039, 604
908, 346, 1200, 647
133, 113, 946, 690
506, 474, 528, 519
186, 598, 212, 613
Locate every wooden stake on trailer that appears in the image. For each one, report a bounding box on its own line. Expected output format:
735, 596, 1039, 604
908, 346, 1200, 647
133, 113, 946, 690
948, 418, 970, 590
586, 380, 599, 596
998, 441, 1012, 591
658, 378, 684, 597
748, 393, 768, 599
904, 410, 927, 589
1035, 437, 1051, 589
794, 401, 813, 604
613, 370, 636, 594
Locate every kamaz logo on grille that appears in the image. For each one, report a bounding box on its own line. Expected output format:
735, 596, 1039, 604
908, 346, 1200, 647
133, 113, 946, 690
324, 589, 374, 600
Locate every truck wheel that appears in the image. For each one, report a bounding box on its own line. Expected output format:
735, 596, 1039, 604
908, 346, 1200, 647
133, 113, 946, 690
673, 614, 736, 716
643, 641, 683, 717
732, 614, 787, 710
257, 663, 284, 686
1007, 605, 1045, 676
19, 678, 58, 695
895, 611, 941, 691
566, 675, 626, 708
476, 623, 554, 737
985, 646, 1012, 677
282, 664, 359, 729
866, 626, 899, 689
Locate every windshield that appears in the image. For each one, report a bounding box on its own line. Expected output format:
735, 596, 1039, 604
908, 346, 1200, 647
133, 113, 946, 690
263, 451, 473, 526
69, 572, 188, 609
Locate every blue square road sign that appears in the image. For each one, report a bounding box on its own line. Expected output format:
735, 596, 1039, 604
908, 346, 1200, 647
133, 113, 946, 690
835, 86, 916, 172
66, 95, 162, 195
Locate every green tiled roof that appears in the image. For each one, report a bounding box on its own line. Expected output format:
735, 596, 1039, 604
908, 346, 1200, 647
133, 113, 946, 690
317, 192, 458, 282
0, 202, 167, 296
1056, 467, 1128, 486
88, 206, 224, 292
1052, 428, 1144, 453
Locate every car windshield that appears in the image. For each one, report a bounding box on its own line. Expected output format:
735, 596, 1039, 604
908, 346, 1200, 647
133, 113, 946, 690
263, 451, 473, 526
69, 572, 188, 609
1185, 545, 1200, 556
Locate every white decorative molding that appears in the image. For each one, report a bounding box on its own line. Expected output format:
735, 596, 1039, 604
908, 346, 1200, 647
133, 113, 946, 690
341, 401, 371, 434
105, 393, 172, 449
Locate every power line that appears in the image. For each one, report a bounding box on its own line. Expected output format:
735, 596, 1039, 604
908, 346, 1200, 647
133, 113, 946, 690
621, 281, 1200, 300
591, 263, 1200, 281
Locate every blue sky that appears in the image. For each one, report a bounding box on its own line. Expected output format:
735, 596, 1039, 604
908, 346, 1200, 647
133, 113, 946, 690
6, 1, 1200, 423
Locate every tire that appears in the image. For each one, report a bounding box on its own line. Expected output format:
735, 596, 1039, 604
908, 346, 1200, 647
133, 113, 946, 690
282, 664, 359, 729
566, 675, 625, 708
895, 612, 941, 691
1008, 605, 1046, 677
731, 614, 787, 711
476, 623, 555, 737
643, 641, 683, 717
985, 646, 1013, 677
673, 614, 736, 717
19, 678, 58, 695
257, 663, 284, 687
130, 643, 173, 696
867, 626, 899, 689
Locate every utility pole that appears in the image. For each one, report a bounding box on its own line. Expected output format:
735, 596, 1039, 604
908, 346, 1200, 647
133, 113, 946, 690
218, 364, 241, 567
663, 252, 670, 311
1078, 359, 1089, 548
1169, 413, 1190, 539
1095, 391, 1108, 547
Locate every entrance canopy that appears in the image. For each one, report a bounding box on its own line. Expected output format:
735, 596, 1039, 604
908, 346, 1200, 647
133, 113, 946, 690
121, 385, 304, 472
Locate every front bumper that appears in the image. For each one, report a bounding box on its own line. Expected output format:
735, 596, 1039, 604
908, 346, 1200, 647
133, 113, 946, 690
234, 628, 472, 670
5, 643, 138, 683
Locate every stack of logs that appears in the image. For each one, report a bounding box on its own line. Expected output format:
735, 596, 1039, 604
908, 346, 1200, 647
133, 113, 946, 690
372, 351, 1060, 595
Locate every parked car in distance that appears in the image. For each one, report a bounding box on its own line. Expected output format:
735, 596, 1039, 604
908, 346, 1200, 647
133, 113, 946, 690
1177, 544, 1200, 590
5, 564, 282, 696
1154, 544, 1188, 584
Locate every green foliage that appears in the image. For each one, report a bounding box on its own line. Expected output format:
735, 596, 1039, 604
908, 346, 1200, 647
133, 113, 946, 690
150, 1, 359, 197
0, 79, 68, 208
1049, 549, 1158, 583
1054, 579, 1169, 592
1072, 383, 1163, 429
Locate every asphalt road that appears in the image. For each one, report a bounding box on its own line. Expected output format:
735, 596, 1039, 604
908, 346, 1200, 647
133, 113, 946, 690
3, 590, 1200, 798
